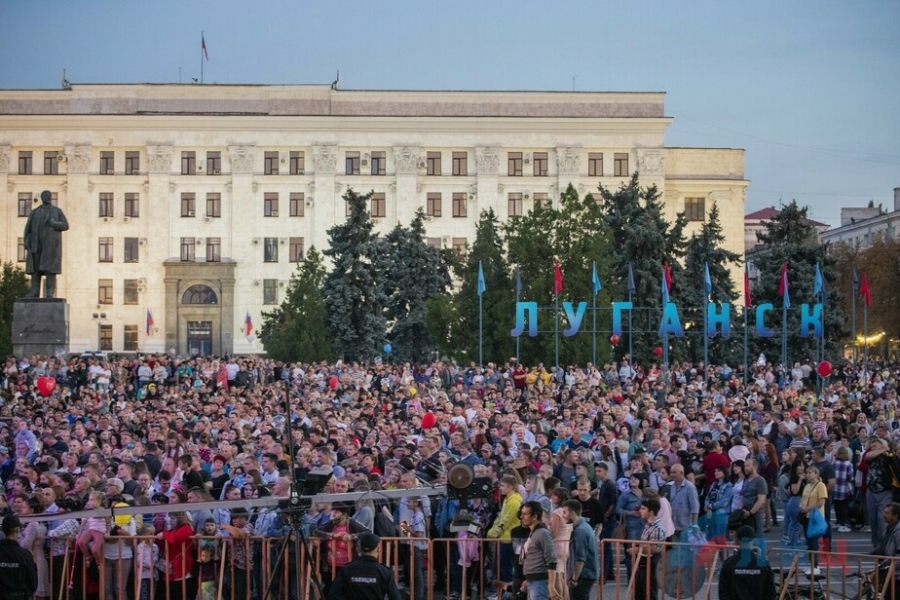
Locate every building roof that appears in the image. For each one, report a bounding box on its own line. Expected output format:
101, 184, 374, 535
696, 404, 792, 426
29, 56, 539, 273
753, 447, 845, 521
745, 206, 828, 227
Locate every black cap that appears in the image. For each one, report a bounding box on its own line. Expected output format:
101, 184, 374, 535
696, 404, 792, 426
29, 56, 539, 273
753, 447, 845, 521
2, 515, 23, 532
358, 532, 380, 552
736, 525, 756, 541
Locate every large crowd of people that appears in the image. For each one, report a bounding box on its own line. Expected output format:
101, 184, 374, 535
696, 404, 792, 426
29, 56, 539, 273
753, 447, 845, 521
1, 351, 900, 600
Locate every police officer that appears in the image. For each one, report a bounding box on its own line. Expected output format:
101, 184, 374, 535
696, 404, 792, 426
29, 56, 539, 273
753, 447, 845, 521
327, 532, 401, 600
0, 515, 38, 600
718, 525, 776, 600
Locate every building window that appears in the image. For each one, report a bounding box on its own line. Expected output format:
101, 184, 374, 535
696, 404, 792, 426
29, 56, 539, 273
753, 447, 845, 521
17, 238, 26, 262
44, 151, 60, 175
264, 151, 279, 175
427, 152, 441, 176
533, 192, 549, 209
98, 237, 113, 263
289, 237, 304, 262
124, 193, 139, 217
206, 193, 221, 218
508, 192, 524, 217
289, 192, 305, 217
533, 152, 548, 177
264, 237, 279, 262
263, 279, 278, 305
100, 151, 114, 175
181, 284, 217, 304
49, 192, 57, 206
181, 151, 196, 175
206, 151, 221, 175
264, 192, 279, 217
452, 152, 468, 176
345, 151, 360, 175
370, 151, 386, 176
426, 237, 441, 250
124, 237, 139, 263
452, 237, 467, 254
125, 151, 140, 175
452, 192, 467, 218
98, 279, 113, 304
614, 153, 629, 177
588, 152, 603, 177
371, 193, 386, 218
426, 192, 442, 218
180, 238, 196, 262
123, 325, 138, 351
18, 151, 32, 175
99, 324, 113, 351
99, 193, 114, 218
17, 193, 32, 217
206, 237, 221, 262
508, 152, 523, 176
685, 197, 706, 222
181, 193, 196, 217
123, 279, 139, 305
289, 151, 305, 175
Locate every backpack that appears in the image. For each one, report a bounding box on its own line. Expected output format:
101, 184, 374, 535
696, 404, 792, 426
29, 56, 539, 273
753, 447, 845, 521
374, 505, 399, 538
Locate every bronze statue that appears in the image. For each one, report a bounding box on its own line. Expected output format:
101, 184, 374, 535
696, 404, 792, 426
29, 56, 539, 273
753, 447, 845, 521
24, 190, 68, 298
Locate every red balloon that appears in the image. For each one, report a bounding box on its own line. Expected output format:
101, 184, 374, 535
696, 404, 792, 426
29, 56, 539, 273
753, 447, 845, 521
610, 334, 620, 346
37, 376, 56, 398
421, 412, 437, 429
653, 346, 663, 357
328, 376, 339, 390
817, 361, 833, 378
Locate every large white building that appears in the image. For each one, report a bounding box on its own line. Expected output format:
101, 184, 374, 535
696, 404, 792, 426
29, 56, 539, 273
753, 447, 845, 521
0, 84, 748, 355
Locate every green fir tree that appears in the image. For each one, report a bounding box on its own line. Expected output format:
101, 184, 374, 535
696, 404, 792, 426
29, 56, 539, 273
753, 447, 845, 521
0, 260, 29, 356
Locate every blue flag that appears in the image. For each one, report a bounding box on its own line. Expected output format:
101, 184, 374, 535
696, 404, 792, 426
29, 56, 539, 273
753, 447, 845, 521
626, 263, 635, 295
592, 261, 602, 295
814, 263, 824, 298
704, 262, 712, 297
477, 261, 486, 297
661, 269, 670, 304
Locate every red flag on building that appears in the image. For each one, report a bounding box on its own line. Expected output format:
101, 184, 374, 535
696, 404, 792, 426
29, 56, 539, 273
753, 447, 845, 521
553, 260, 564, 295
860, 273, 871, 307
202, 34, 209, 60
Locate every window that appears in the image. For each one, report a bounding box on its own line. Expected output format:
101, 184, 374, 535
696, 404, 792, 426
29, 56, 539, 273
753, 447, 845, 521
427, 152, 441, 176
98, 279, 113, 305
123, 279, 139, 305
180, 238, 196, 262
206, 193, 221, 218
206, 237, 221, 262
45, 151, 60, 175
99, 324, 113, 351
17, 238, 26, 262
452, 192, 467, 218
264, 193, 279, 217
264, 151, 279, 175
100, 151, 114, 175
123, 325, 138, 351
588, 152, 604, 177
98, 237, 113, 263
125, 151, 140, 175
345, 151, 360, 175
263, 279, 278, 305
17, 193, 32, 217
181, 284, 217, 304
181, 151, 196, 175
18, 151, 32, 174
533, 152, 548, 177
124, 193, 139, 217
124, 237, 139, 263
99, 193, 114, 218
370, 151, 386, 176
371, 193, 386, 218
508, 192, 524, 217
426, 237, 441, 249
206, 151, 221, 175
426, 192, 442, 218
289, 237, 305, 262
452, 237, 467, 255
685, 197, 706, 222
264, 238, 279, 262
533, 192, 549, 209
289, 151, 305, 175
49, 192, 57, 206
452, 152, 468, 176
181, 193, 196, 217
508, 152, 523, 176
289, 192, 305, 217
614, 153, 629, 177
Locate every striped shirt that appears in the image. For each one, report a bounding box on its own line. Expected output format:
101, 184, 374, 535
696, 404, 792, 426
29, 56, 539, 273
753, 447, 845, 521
640, 517, 667, 556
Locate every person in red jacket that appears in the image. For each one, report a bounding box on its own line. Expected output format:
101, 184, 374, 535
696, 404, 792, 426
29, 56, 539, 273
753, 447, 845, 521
156, 511, 196, 600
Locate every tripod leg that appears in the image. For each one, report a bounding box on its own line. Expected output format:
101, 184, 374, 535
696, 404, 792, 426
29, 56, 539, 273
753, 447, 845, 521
261, 536, 291, 600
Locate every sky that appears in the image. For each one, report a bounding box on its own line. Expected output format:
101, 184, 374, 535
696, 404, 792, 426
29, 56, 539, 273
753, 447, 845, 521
1, 0, 898, 227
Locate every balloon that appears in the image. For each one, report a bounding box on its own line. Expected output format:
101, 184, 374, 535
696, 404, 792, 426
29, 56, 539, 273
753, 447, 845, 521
37, 376, 56, 398
610, 334, 620, 346
653, 346, 663, 357
383, 343, 393, 354
817, 361, 833, 378
421, 412, 437, 429
328, 376, 339, 390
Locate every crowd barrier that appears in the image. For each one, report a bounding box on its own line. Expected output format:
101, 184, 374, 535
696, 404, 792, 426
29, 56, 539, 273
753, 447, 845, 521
32, 534, 900, 600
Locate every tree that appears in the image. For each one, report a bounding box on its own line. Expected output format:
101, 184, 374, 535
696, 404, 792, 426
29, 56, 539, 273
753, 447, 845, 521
382, 209, 451, 363
0, 260, 28, 356
259, 247, 332, 362
322, 189, 389, 362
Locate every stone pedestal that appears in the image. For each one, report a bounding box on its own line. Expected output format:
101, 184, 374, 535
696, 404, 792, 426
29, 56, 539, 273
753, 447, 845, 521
12, 299, 69, 357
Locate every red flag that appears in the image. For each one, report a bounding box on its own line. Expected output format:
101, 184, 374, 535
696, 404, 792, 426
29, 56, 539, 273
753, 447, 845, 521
216, 363, 229, 391
743, 265, 752, 307
244, 312, 254, 336
860, 274, 871, 307
202, 34, 209, 61
553, 260, 563, 295
146, 310, 154, 336
777, 262, 789, 297
663, 261, 673, 293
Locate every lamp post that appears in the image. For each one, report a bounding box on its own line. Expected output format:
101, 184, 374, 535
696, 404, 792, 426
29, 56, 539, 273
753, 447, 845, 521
92, 312, 107, 351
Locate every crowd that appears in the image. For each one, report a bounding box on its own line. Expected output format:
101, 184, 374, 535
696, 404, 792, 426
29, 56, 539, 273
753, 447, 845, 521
1, 351, 900, 600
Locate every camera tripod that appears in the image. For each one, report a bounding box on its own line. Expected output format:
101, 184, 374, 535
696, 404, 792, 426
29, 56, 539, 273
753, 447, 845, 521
260, 499, 323, 600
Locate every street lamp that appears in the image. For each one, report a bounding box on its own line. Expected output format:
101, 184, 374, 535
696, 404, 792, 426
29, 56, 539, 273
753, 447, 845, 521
92, 312, 107, 351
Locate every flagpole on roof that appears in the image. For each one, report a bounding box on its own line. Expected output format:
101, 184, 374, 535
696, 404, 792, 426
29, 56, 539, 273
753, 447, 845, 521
201, 31, 204, 84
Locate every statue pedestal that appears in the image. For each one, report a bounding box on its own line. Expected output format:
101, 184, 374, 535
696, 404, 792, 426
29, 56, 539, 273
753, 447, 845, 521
12, 299, 69, 357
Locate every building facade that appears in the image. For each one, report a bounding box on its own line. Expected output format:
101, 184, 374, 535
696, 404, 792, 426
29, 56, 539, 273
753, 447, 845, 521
0, 84, 748, 355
